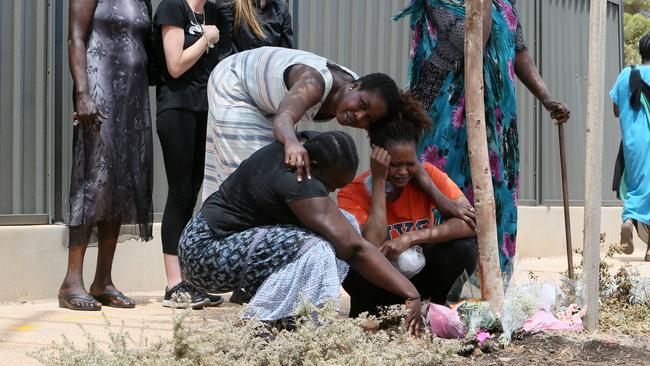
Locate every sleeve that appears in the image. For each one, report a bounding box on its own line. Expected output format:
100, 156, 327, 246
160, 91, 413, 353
273, 171, 329, 204
609, 67, 629, 105
154, 0, 186, 28
511, 1, 528, 53
276, 0, 294, 48
423, 163, 463, 200
337, 181, 371, 226
210, 1, 235, 63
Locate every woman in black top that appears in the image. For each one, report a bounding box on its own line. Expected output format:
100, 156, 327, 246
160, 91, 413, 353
179, 131, 423, 336
153, 0, 233, 309
230, 0, 293, 51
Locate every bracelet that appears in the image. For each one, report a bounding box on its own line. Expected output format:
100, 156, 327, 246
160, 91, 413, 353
405, 296, 420, 302
202, 35, 212, 54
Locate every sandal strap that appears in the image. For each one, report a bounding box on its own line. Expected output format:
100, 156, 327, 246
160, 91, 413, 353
60, 293, 96, 302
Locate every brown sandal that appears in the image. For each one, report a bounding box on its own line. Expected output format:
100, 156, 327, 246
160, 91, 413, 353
58, 293, 102, 311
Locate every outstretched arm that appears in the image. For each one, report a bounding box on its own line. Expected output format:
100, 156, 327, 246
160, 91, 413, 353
289, 196, 422, 336
515, 50, 570, 124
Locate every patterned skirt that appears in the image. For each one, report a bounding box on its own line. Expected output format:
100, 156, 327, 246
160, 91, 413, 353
179, 210, 356, 320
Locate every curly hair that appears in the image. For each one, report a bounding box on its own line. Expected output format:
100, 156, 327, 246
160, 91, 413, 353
356, 73, 400, 119
368, 91, 432, 148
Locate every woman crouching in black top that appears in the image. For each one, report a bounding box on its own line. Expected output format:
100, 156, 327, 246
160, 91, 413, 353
178, 131, 423, 335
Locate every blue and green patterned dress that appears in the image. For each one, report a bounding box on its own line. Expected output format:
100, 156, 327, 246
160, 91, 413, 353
395, 0, 526, 274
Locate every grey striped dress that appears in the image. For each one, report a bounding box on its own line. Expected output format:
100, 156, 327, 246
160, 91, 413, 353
203, 46, 359, 201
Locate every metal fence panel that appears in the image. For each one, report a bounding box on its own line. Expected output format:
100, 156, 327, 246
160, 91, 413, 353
0, 0, 627, 224
0, 0, 50, 221
538, 0, 622, 205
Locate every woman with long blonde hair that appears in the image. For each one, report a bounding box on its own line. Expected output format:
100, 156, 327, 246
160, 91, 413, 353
230, 0, 293, 50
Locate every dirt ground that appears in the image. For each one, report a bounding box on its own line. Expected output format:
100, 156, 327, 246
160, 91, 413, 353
460, 333, 650, 366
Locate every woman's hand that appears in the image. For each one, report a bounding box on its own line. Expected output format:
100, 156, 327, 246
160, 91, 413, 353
74, 92, 107, 130
543, 100, 570, 124
436, 197, 476, 230
284, 141, 311, 182
380, 235, 412, 262
370, 146, 391, 181
405, 296, 424, 337
202, 25, 219, 44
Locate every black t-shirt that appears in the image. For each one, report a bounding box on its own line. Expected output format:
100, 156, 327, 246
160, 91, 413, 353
153, 0, 234, 113
232, 0, 293, 52
202, 131, 328, 239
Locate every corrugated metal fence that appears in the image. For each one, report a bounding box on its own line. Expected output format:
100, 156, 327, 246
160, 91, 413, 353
0, 0, 52, 224
0, 0, 624, 224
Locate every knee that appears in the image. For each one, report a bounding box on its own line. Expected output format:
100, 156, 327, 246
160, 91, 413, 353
451, 236, 478, 273
429, 236, 477, 275
166, 186, 198, 211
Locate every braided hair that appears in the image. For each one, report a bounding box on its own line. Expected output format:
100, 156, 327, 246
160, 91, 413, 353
368, 91, 432, 148
640, 34, 650, 63
304, 131, 359, 174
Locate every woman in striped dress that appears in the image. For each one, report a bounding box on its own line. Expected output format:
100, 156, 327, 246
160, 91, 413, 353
203, 46, 402, 200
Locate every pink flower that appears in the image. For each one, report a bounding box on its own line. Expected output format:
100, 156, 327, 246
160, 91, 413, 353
476, 331, 493, 347
496, 0, 518, 31
451, 98, 465, 130
501, 233, 516, 258
409, 31, 420, 58
513, 177, 520, 202
421, 145, 447, 170
507, 59, 515, 82
464, 186, 475, 206
427, 19, 437, 39
489, 150, 501, 180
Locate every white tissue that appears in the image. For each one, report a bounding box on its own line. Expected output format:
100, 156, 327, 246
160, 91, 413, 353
394, 245, 426, 279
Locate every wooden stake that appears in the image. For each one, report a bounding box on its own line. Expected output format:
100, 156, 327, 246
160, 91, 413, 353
558, 124, 574, 280
583, 0, 607, 333
465, 0, 504, 312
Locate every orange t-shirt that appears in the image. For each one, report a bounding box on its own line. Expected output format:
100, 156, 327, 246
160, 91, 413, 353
337, 162, 463, 240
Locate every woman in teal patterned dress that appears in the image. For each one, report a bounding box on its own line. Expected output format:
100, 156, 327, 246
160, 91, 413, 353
395, 0, 570, 275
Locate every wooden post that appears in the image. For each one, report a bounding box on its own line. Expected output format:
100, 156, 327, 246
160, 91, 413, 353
465, 0, 504, 312
583, 0, 607, 333
558, 124, 574, 280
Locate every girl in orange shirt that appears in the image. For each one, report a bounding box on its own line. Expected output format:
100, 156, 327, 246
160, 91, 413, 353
338, 96, 477, 316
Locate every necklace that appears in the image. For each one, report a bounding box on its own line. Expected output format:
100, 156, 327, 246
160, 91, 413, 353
190, 10, 204, 33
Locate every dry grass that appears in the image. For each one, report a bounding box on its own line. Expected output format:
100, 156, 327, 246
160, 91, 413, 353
31, 302, 463, 366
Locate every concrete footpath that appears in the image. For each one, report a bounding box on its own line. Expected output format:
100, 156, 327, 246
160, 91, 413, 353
2, 248, 649, 365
